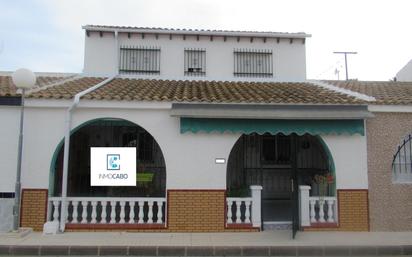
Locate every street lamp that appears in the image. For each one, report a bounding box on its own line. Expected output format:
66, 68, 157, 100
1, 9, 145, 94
11, 68, 36, 231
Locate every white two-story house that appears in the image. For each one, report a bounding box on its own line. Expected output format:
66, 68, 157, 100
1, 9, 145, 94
0, 25, 372, 235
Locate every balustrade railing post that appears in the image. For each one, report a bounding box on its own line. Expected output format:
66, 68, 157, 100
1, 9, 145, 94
81, 201, 88, 224
244, 200, 251, 223
327, 200, 334, 222
71, 201, 79, 223
100, 201, 107, 224
52, 200, 60, 222
91, 201, 97, 224
148, 201, 154, 224
318, 200, 325, 222
156, 201, 163, 224
110, 201, 116, 224
250, 185, 263, 228
138, 201, 144, 224
226, 200, 233, 224
310, 199, 317, 223
119, 201, 126, 224
299, 185, 311, 227
129, 201, 135, 224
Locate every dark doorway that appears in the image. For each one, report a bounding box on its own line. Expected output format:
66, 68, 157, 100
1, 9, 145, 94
226, 133, 332, 224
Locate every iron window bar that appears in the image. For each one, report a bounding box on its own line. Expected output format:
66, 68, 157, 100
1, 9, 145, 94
119, 46, 161, 75
184, 48, 206, 76
233, 49, 273, 78
392, 134, 412, 182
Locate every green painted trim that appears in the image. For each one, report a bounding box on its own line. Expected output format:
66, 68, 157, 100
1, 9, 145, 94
180, 118, 365, 136
48, 117, 138, 196
316, 135, 336, 196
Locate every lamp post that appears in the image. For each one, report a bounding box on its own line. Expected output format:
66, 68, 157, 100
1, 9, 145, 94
11, 68, 36, 231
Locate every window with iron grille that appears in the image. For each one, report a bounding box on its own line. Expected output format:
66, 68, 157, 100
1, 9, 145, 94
233, 49, 273, 77
119, 46, 161, 74
392, 134, 412, 183
184, 48, 206, 76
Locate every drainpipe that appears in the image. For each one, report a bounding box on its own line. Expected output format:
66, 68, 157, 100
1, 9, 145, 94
59, 30, 119, 232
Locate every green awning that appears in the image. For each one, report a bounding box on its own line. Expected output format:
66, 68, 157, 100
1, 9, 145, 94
180, 118, 364, 136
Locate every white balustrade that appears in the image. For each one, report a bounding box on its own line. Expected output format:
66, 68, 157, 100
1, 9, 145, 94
299, 185, 338, 226
226, 185, 262, 227
226, 198, 252, 225
47, 197, 166, 226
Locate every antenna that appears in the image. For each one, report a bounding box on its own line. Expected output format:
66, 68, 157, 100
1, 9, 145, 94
333, 51, 357, 80
334, 68, 340, 80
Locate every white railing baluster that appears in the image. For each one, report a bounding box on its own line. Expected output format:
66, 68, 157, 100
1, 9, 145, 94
110, 201, 116, 224
327, 200, 334, 222
156, 201, 163, 224
52, 200, 60, 222
47, 197, 167, 226
91, 201, 97, 224
138, 201, 144, 224
129, 201, 135, 223
100, 201, 107, 224
244, 200, 251, 223
71, 201, 78, 224
235, 201, 241, 223
318, 200, 325, 222
310, 199, 317, 223
81, 201, 88, 223
148, 201, 154, 224
227, 200, 233, 224
119, 201, 126, 224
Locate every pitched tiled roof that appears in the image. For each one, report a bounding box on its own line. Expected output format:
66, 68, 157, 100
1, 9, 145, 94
24, 77, 364, 104
0, 75, 73, 97
326, 80, 412, 105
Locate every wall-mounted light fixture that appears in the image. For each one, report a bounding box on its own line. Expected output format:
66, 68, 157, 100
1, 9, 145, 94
215, 158, 226, 164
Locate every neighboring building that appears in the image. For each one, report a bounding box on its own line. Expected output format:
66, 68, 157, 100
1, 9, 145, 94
1, 25, 395, 235
396, 59, 412, 81
326, 80, 412, 231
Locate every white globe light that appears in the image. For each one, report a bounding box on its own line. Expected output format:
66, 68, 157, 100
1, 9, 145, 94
12, 68, 36, 89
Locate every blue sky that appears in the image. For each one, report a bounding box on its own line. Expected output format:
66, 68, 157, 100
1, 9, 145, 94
1, 0, 412, 80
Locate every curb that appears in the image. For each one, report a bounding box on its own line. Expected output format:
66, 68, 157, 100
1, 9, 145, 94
0, 245, 411, 256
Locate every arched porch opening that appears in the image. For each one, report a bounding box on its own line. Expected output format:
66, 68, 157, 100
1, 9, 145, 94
227, 133, 335, 223
50, 118, 166, 198
46, 118, 167, 227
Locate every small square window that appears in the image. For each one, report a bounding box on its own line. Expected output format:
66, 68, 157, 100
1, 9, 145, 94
184, 49, 206, 76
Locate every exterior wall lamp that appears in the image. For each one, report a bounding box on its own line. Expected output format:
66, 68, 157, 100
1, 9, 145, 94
11, 68, 36, 231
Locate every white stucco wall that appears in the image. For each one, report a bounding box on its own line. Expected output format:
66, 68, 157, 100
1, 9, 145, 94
0, 107, 20, 192
0, 101, 368, 192
396, 59, 412, 82
322, 134, 368, 189
83, 32, 307, 81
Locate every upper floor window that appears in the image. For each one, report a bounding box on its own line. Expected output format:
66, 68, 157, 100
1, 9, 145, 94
184, 48, 206, 76
234, 49, 273, 77
392, 134, 412, 183
119, 46, 160, 75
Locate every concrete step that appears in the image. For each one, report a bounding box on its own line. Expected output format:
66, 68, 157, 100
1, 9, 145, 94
263, 221, 292, 230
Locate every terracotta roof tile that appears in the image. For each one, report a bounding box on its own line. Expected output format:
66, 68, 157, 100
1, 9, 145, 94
28, 77, 105, 99
326, 80, 412, 105
82, 78, 364, 104
0, 76, 69, 97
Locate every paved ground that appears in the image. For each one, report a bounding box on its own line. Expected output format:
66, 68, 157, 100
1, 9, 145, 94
1, 231, 412, 256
